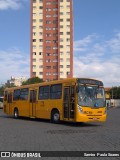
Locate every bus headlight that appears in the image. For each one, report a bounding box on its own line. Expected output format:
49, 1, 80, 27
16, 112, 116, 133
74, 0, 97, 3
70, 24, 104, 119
78, 105, 83, 113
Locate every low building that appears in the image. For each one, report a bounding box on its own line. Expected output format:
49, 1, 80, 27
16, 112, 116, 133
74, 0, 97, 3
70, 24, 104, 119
6, 76, 27, 87
105, 88, 111, 108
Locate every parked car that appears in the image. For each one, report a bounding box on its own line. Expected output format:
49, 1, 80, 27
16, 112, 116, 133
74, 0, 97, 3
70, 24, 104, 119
0, 97, 4, 109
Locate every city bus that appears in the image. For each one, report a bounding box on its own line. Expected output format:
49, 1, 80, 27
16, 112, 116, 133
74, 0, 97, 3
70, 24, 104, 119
4, 78, 107, 123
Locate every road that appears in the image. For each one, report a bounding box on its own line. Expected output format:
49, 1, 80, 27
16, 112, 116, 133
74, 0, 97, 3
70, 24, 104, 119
0, 107, 120, 160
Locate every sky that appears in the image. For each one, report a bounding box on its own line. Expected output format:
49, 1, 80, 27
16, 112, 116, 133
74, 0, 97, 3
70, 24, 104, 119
0, 0, 120, 87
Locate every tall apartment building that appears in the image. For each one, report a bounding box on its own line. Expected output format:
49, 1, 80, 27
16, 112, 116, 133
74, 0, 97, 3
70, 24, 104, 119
30, 0, 73, 81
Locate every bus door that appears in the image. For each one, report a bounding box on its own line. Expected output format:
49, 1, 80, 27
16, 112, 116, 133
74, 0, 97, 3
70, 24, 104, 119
63, 86, 75, 120
8, 93, 13, 114
30, 90, 37, 117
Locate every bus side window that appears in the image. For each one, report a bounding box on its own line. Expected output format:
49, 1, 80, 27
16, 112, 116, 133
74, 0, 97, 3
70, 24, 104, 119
13, 89, 20, 100
50, 84, 62, 99
4, 91, 8, 101
39, 86, 49, 100
8, 93, 12, 103
20, 88, 29, 100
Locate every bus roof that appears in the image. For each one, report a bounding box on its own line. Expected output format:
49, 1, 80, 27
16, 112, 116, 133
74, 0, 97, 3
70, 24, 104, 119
4, 77, 103, 91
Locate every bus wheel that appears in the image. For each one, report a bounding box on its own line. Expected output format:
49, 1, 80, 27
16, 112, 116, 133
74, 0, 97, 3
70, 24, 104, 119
14, 109, 19, 119
51, 110, 60, 124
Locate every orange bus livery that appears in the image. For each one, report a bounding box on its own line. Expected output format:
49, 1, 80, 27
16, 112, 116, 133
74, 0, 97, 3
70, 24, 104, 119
4, 78, 107, 123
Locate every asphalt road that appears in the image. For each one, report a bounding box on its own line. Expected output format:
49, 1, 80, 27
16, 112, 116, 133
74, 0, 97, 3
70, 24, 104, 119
0, 107, 120, 160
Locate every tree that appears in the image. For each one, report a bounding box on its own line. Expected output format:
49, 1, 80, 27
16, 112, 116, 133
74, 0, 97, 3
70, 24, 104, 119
0, 86, 4, 96
109, 86, 120, 99
22, 77, 43, 85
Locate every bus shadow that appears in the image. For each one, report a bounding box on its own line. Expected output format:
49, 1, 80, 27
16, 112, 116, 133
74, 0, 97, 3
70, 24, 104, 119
1, 114, 102, 127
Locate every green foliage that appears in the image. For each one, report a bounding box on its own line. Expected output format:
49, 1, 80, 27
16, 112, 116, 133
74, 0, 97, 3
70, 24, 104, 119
22, 77, 44, 85
0, 86, 4, 96
109, 86, 120, 99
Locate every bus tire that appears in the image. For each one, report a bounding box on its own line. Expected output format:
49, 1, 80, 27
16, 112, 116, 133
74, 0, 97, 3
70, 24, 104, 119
14, 108, 19, 119
51, 110, 60, 124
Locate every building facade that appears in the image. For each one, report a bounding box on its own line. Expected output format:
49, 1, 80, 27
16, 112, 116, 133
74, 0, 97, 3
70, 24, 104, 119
30, 0, 73, 81
6, 76, 27, 87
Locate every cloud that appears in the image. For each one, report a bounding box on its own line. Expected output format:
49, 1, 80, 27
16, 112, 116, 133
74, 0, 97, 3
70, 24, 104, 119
74, 32, 120, 87
0, 0, 27, 10
0, 48, 29, 83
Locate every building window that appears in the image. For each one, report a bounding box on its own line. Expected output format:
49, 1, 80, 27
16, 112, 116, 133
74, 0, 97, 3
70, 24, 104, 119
60, 32, 63, 35
39, 26, 43, 29
46, 14, 51, 17
66, 12, 70, 15
46, 46, 51, 50
39, 6, 43, 9
67, 5, 70, 8
53, 33, 58, 37
33, 65, 36, 69
60, 65, 63, 68
67, 65, 70, 68
46, 66, 51, 69
39, 52, 43, 55
67, 19, 70, 22
39, 45, 43, 49
46, 8, 51, 11
39, 19, 43, 22
33, 46, 36, 49
53, 20, 58, 24
39, 65, 43, 68
46, 27, 51, 30
67, 32, 70, 35
67, 72, 70, 75
53, 14, 58, 17
46, 40, 51, 43
60, 72, 64, 75
60, 58, 63, 62
46, 53, 51, 56
66, 58, 70, 62
33, 13, 36, 16
33, 26, 36, 29
39, 39, 43, 42
46, 72, 51, 75
53, 46, 58, 50
53, 40, 58, 43
53, 27, 58, 30
46, 33, 51, 37
60, 25, 63, 28
66, 45, 70, 48
46, 2, 51, 5
39, 58, 43, 62
53, 72, 58, 75
53, 59, 58, 62
46, 59, 51, 62
60, 38, 63, 42
39, 32, 43, 35
33, 39, 36, 42
53, 66, 57, 69
66, 38, 70, 42
53, 53, 58, 56
53, 2, 58, 4
60, 19, 63, 22
39, 72, 43, 75
53, 8, 58, 11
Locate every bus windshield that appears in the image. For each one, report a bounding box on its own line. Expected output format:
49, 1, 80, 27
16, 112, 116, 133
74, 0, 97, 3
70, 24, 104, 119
78, 85, 105, 108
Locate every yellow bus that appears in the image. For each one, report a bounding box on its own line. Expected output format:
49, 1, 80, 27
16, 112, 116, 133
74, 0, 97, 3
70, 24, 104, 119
4, 78, 107, 123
